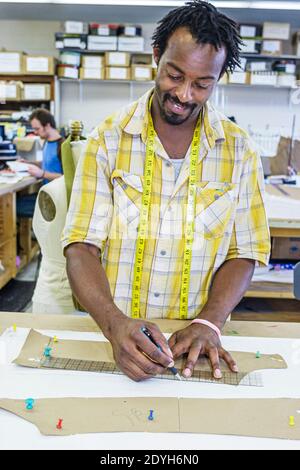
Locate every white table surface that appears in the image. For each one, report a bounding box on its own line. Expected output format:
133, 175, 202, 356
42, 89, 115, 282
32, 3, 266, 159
0, 328, 300, 450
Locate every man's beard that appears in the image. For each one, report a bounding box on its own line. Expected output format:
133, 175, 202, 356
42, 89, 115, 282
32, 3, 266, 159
158, 92, 197, 125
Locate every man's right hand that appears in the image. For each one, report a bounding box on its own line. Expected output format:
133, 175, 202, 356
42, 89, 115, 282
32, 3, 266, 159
105, 314, 175, 381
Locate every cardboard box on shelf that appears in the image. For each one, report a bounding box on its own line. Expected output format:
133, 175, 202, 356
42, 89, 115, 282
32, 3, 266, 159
0, 52, 25, 74
105, 52, 130, 67
117, 36, 144, 52
89, 23, 119, 36
79, 68, 105, 80
131, 64, 153, 81
228, 71, 250, 85
263, 22, 290, 40
59, 52, 81, 67
64, 21, 89, 35
105, 66, 131, 80
240, 38, 262, 54
131, 53, 152, 66
87, 36, 118, 51
272, 237, 300, 260
239, 23, 262, 38
277, 74, 296, 88
22, 84, 51, 101
262, 40, 283, 55
81, 55, 104, 68
25, 56, 55, 75
55, 33, 87, 50
248, 61, 269, 72
250, 72, 278, 86
0, 81, 22, 101
57, 64, 79, 79
118, 25, 142, 37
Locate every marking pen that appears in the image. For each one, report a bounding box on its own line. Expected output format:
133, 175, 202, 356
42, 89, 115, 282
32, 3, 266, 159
141, 326, 181, 380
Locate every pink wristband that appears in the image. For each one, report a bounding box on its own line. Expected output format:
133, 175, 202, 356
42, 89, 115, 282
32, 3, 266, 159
190, 319, 222, 339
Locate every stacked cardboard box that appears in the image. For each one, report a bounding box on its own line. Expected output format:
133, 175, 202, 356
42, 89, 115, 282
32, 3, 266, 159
105, 52, 130, 80
262, 22, 290, 55
80, 54, 105, 79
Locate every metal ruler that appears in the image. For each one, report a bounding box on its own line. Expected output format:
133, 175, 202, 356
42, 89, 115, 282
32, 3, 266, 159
40, 356, 263, 387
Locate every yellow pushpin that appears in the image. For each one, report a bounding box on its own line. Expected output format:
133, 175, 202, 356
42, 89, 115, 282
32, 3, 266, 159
12, 324, 17, 333
53, 336, 58, 343
289, 416, 295, 427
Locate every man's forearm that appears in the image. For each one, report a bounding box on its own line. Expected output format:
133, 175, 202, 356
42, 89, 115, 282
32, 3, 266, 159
65, 243, 124, 338
197, 258, 255, 330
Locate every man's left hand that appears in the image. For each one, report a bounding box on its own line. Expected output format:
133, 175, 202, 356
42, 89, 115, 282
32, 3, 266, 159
168, 323, 238, 379
26, 164, 44, 178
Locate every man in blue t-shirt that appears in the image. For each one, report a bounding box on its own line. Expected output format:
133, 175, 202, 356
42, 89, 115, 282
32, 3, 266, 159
17, 109, 64, 217
27, 109, 63, 183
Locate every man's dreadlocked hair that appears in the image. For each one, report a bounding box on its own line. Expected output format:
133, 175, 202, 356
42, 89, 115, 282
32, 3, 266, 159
152, 0, 243, 74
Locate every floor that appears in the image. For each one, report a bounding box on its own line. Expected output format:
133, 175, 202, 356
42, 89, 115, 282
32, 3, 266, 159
15, 256, 39, 312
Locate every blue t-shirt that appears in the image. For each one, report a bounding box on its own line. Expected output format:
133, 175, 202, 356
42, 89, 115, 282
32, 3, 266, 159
42, 139, 63, 183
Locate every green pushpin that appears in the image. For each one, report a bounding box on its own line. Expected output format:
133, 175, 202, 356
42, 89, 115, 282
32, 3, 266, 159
256, 351, 261, 359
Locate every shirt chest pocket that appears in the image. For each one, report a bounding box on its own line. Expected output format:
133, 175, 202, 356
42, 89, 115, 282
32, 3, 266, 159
194, 182, 237, 239
110, 169, 143, 234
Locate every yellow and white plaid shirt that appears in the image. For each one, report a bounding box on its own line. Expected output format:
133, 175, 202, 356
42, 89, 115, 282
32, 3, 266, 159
62, 89, 270, 320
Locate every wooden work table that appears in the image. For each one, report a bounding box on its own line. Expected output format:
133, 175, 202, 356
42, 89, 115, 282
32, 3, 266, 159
245, 184, 300, 301
0, 176, 41, 289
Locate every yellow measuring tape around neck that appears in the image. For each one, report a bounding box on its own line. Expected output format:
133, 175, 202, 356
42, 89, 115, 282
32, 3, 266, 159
131, 95, 202, 319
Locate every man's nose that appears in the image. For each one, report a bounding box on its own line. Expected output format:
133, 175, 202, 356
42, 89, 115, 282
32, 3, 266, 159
175, 81, 193, 103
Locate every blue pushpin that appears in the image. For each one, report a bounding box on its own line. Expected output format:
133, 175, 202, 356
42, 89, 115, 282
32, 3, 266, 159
25, 398, 35, 410
148, 410, 154, 421
44, 346, 52, 357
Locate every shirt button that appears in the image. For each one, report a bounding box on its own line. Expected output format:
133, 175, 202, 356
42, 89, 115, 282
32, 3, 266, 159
154, 292, 160, 298
160, 250, 166, 256
214, 194, 220, 200
122, 184, 128, 190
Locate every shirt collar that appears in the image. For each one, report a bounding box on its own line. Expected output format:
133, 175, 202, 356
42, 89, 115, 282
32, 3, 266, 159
119, 88, 226, 148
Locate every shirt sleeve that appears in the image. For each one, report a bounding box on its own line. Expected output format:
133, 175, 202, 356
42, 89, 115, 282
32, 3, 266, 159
61, 128, 113, 255
225, 140, 271, 266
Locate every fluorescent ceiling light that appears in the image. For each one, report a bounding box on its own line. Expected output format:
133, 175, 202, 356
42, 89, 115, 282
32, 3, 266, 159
1, 0, 300, 10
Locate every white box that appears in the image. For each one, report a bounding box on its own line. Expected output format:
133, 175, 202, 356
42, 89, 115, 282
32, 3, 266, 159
240, 25, 257, 38
240, 39, 260, 54
80, 68, 104, 80
87, 36, 118, 51
249, 61, 268, 72
228, 71, 249, 84
105, 52, 130, 66
262, 40, 282, 55
0, 81, 21, 100
59, 52, 81, 67
105, 67, 131, 80
23, 84, 50, 100
64, 21, 88, 34
131, 65, 152, 81
118, 36, 144, 52
57, 65, 79, 79
82, 55, 104, 68
263, 22, 290, 40
25, 56, 55, 75
0, 52, 24, 74
250, 73, 278, 86
277, 74, 296, 87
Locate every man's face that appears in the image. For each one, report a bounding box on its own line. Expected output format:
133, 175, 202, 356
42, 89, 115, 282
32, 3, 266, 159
30, 118, 49, 139
153, 27, 227, 126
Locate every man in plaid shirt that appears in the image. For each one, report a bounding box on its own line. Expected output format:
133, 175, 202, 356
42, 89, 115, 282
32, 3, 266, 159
63, 1, 270, 381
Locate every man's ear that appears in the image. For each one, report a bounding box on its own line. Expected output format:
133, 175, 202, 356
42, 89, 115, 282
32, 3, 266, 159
153, 47, 160, 66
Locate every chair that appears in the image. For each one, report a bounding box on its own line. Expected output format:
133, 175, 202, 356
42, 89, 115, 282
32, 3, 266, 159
31, 121, 86, 314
